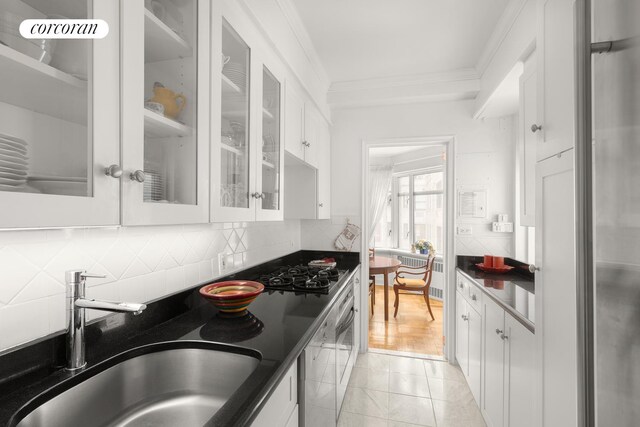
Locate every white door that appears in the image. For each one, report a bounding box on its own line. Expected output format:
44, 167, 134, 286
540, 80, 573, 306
467, 305, 482, 405
505, 316, 535, 427
121, 0, 210, 225
536, 0, 575, 161
535, 149, 577, 427
211, 6, 257, 222
519, 55, 537, 226
482, 298, 505, 427
284, 83, 305, 161
0, 0, 120, 228
455, 293, 469, 374
255, 57, 285, 221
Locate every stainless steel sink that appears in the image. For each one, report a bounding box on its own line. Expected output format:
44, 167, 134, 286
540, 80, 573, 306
14, 343, 260, 427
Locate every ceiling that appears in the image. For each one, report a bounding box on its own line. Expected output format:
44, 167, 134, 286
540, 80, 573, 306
292, 0, 510, 83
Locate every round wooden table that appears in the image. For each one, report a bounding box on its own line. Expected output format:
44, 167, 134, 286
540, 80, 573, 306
369, 255, 402, 321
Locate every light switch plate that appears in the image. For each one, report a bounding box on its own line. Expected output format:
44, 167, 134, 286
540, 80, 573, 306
457, 225, 473, 235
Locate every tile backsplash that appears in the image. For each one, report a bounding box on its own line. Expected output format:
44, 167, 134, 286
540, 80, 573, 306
0, 221, 300, 352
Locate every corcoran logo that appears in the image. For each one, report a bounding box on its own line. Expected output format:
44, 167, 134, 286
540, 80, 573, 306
19, 19, 109, 39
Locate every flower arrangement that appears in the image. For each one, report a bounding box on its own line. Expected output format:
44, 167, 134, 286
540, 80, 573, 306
414, 240, 435, 256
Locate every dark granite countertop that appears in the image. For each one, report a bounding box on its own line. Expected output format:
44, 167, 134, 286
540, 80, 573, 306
0, 250, 360, 427
456, 256, 535, 332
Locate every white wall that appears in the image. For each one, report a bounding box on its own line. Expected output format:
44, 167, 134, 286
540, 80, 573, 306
0, 221, 300, 352
301, 100, 516, 257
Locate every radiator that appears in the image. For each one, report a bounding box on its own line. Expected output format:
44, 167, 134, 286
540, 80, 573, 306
397, 255, 443, 273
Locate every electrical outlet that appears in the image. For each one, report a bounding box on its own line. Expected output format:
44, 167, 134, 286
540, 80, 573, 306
218, 253, 227, 273
457, 225, 473, 235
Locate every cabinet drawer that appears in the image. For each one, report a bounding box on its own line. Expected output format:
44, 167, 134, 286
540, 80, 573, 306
456, 274, 469, 296
466, 283, 482, 313
456, 272, 482, 311
252, 361, 298, 427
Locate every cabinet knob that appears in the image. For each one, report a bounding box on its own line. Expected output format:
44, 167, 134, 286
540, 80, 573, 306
528, 264, 539, 273
461, 314, 468, 321
130, 170, 145, 183
251, 192, 262, 199
531, 124, 543, 133
471, 294, 477, 301
501, 334, 509, 341
495, 328, 503, 335
302, 140, 310, 148
104, 164, 123, 178
319, 203, 324, 207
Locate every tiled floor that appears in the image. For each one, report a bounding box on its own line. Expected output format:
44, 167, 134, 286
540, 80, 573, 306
338, 353, 486, 427
369, 286, 444, 356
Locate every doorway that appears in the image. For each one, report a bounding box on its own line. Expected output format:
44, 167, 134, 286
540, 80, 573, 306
360, 137, 456, 362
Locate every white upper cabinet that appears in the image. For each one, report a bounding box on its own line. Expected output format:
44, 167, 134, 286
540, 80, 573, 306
317, 120, 331, 219
303, 106, 321, 169
211, 2, 285, 222
536, 0, 575, 161
284, 84, 305, 161
0, 0, 120, 228
121, 0, 210, 225
519, 55, 537, 227
256, 64, 285, 221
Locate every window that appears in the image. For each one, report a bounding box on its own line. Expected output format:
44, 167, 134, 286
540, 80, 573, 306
372, 192, 393, 248
373, 170, 444, 254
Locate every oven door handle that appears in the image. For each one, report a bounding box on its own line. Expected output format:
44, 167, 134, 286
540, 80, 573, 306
336, 307, 355, 337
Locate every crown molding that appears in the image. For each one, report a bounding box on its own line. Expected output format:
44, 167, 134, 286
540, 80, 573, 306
272, 0, 331, 91
475, 0, 529, 77
327, 69, 480, 109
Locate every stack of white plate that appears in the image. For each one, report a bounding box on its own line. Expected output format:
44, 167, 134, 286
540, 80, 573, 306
0, 133, 28, 192
144, 170, 165, 202
223, 62, 247, 91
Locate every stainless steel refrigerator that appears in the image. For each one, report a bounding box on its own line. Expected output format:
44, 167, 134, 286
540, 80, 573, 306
590, 0, 640, 424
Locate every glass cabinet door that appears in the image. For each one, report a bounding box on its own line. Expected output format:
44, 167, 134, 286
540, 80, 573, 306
0, 0, 120, 227
219, 19, 251, 211
121, 0, 209, 225
143, 0, 197, 206
257, 65, 283, 220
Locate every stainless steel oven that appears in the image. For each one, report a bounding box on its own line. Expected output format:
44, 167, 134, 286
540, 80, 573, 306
299, 274, 358, 426
299, 301, 338, 427
335, 282, 356, 416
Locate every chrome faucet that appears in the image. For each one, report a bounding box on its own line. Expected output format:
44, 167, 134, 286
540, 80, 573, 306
65, 270, 147, 371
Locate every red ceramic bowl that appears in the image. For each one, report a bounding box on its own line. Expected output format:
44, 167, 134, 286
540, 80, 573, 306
199, 280, 264, 314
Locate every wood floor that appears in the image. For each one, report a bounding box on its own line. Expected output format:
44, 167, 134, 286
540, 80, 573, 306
368, 285, 444, 356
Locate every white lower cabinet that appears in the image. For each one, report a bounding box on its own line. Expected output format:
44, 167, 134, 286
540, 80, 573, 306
252, 361, 298, 427
481, 297, 536, 427
482, 298, 506, 427
455, 293, 469, 374
455, 290, 481, 404
467, 304, 482, 404
505, 315, 536, 427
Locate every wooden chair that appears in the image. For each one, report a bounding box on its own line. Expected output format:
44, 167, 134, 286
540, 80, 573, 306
393, 256, 435, 320
368, 248, 376, 314
369, 276, 376, 315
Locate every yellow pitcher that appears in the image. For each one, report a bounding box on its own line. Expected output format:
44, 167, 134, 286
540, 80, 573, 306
148, 82, 186, 120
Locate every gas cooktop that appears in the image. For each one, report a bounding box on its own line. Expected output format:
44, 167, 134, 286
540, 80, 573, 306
256, 264, 346, 294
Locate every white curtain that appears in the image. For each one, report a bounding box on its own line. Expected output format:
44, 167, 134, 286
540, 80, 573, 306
368, 164, 393, 244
